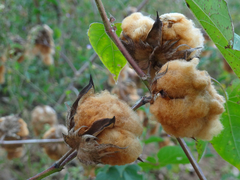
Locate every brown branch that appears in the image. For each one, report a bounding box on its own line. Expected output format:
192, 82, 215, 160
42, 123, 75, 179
177, 138, 207, 180
94, 0, 150, 91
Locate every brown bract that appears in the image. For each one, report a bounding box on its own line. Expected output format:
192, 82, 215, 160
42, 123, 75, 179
42, 125, 70, 160
150, 59, 225, 141
63, 77, 143, 165
120, 12, 204, 80
31, 105, 58, 136
0, 115, 29, 159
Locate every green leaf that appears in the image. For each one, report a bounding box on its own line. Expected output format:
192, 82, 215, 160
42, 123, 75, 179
196, 140, 208, 162
138, 162, 159, 171
123, 164, 143, 180
115, 165, 127, 177
143, 136, 163, 144
146, 156, 157, 164
157, 146, 189, 166
211, 79, 240, 170
185, 0, 240, 78
54, 28, 61, 39
95, 165, 143, 180
88, 23, 127, 81
95, 166, 123, 180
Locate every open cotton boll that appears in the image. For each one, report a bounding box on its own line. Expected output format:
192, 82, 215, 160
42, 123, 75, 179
150, 58, 225, 141
160, 13, 204, 57
63, 77, 143, 165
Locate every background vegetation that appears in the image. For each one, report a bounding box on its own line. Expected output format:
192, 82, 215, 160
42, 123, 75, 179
0, 0, 239, 179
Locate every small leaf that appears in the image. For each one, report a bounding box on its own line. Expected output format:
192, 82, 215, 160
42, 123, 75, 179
88, 23, 127, 81
196, 140, 208, 162
143, 136, 163, 144
146, 156, 157, 164
185, 0, 240, 78
211, 79, 240, 170
157, 146, 189, 166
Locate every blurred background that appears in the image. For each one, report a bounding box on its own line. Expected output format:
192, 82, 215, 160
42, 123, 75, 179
0, 0, 239, 179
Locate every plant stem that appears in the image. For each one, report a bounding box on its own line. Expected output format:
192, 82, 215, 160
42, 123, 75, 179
0, 138, 64, 145
177, 138, 207, 180
132, 96, 152, 111
27, 148, 77, 180
94, 0, 150, 90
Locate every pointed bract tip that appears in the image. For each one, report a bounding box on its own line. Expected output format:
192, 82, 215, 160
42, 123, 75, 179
155, 11, 160, 23
89, 75, 94, 89
137, 157, 144, 162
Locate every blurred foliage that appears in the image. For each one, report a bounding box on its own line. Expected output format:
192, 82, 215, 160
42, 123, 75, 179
0, 0, 239, 180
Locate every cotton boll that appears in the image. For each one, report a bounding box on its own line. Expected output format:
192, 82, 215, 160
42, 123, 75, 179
42, 125, 69, 160
150, 59, 224, 140
63, 77, 143, 165
160, 13, 204, 57
31, 105, 58, 136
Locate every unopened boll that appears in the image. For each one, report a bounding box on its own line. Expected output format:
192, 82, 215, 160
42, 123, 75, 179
150, 58, 225, 140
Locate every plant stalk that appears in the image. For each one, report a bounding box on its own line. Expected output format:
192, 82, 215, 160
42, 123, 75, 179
177, 138, 207, 180
94, 0, 150, 90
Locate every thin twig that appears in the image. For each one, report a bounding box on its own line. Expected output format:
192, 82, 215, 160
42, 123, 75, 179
132, 96, 151, 110
55, 53, 98, 106
177, 138, 207, 180
60, 52, 77, 74
136, 0, 150, 12
0, 138, 64, 145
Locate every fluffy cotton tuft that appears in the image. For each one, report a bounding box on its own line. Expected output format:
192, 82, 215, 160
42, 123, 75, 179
150, 59, 225, 140
73, 90, 143, 165
160, 13, 204, 57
